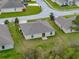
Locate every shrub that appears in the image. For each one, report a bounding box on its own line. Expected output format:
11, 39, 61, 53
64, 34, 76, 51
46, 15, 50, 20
4, 20, 9, 24
15, 18, 19, 24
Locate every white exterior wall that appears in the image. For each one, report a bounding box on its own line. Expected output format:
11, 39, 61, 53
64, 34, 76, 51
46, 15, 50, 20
25, 35, 31, 39
45, 31, 55, 36
62, 28, 71, 33
24, 31, 55, 40
1, 8, 15, 13
33, 33, 42, 38
1, 7, 23, 13
25, 33, 42, 39
0, 44, 14, 51
52, 0, 75, 6
15, 7, 23, 12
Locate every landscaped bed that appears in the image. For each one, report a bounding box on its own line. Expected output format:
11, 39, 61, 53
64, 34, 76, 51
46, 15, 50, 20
0, 6, 41, 18
44, 0, 79, 11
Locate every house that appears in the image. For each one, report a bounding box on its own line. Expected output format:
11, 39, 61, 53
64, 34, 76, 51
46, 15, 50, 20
55, 16, 76, 33
52, 0, 79, 6
0, 24, 14, 50
0, 0, 26, 14
20, 21, 55, 40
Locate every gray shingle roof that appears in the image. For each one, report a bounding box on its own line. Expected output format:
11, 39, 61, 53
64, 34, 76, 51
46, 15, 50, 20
0, 24, 14, 46
20, 21, 55, 35
0, 0, 24, 9
55, 16, 76, 30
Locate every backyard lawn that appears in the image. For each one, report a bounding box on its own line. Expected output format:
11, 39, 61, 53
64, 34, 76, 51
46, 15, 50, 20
44, 0, 79, 11
0, 6, 41, 18
0, 18, 79, 59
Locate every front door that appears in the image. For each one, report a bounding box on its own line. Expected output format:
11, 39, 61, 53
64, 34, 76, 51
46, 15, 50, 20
42, 33, 45, 37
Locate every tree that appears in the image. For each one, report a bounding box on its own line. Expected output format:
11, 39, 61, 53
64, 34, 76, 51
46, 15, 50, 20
50, 13, 55, 21
4, 20, 9, 24
15, 18, 19, 24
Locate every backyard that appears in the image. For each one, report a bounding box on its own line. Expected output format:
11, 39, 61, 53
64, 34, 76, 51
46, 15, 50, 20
0, 18, 79, 59
44, 0, 79, 11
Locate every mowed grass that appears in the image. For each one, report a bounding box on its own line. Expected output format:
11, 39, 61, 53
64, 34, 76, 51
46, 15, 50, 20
28, 1, 36, 4
44, 0, 79, 11
0, 18, 79, 59
0, 6, 41, 18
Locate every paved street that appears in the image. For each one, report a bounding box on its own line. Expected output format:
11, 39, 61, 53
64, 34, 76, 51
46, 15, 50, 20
0, 0, 79, 24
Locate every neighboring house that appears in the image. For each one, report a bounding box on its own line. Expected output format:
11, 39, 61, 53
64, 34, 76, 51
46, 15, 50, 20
0, 24, 14, 50
20, 21, 55, 40
55, 16, 76, 33
0, 0, 26, 14
52, 0, 79, 6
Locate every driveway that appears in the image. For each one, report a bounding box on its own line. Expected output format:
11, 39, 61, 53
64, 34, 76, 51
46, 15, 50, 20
0, 0, 79, 24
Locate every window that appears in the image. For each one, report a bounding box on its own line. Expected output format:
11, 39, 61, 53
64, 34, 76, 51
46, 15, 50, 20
42, 33, 45, 37
31, 35, 34, 38
50, 32, 52, 35
2, 45, 5, 49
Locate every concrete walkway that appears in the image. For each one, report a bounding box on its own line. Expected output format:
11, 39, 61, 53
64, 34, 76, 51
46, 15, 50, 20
0, 0, 79, 24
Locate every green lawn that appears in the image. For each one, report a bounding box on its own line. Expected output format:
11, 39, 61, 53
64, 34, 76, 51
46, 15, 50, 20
0, 18, 79, 59
0, 6, 41, 18
28, 1, 36, 4
64, 14, 79, 18
44, 0, 79, 11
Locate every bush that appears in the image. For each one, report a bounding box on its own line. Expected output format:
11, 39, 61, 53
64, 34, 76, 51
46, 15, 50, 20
50, 13, 55, 21
4, 20, 9, 24
22, 8, 26, 12
15, 18, 19, 24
